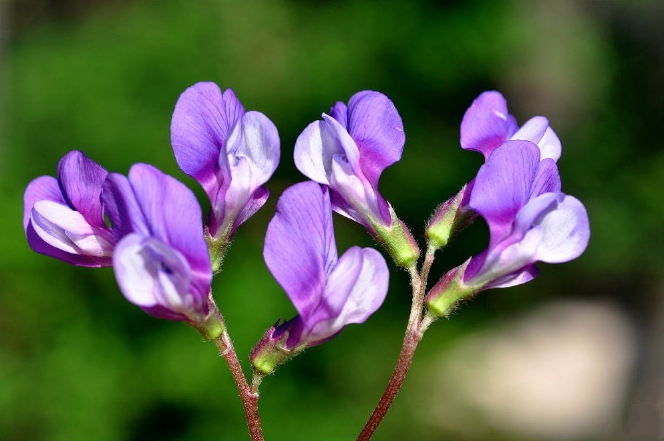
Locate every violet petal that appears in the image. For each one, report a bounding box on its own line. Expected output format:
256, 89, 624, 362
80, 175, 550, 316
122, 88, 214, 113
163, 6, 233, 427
126, 164, 211, 290
263, 182, 337, 319
57, 150, 108, 228
170, 82, 245, 195
23, 176, 64, 230
345, 91, 405, 188
469, 140, 540, 243
460, 91, 518, 157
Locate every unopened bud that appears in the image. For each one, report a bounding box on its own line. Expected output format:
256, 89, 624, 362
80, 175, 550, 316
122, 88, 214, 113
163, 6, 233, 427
425, 259, 481, 317
426, 183, 477, 250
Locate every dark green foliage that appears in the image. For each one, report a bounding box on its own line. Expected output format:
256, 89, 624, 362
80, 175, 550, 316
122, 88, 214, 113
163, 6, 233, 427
1, 1, 661, 439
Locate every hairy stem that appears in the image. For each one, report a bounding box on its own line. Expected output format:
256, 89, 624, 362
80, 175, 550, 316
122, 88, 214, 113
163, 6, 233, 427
208, 304, 265, 441
357, 262, 429, 441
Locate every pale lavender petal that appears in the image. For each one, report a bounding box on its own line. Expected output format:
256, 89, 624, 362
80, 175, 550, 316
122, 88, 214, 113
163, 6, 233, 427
322, 247, 388, 327
484, 264, 539, 289
211, 110, 280, 236
226, 111, 280, 187
513, 192, 561, 236
23, 176, 64, 230
301, 246, 389, 346
538, 127, 561, 161
113, 234, 207, 321
469, 141, 540, 242
31, 200, 114, 257
302, 246, 364, 334
345, 91, 405, 187
510, 116, 548, 144
531, 195, 590, 263
467, 193, 589, 289
322, 114, 362, 168
57, 150, 108, 228
25, 223, 112, 267
466, 225, 543, 287
264, 182, 337, 318
320, 114, 391, 225
294, 120, 339, 185
232, 186, 269, 230
170, 82, 245, 195
511, 117, 561, 162
460, 91, 518, 158
24, 157, 113, 267
209, 155, 252, 236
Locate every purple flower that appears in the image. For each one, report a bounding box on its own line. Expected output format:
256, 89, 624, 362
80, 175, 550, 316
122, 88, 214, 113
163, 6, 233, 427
261, 181, 389, 351
460, 91, 561, 161
294, 90, 405, 230
102, 164, 212, 322
23, 150, 115, 267
170, 82, 280, 240
463, 140, 589, 289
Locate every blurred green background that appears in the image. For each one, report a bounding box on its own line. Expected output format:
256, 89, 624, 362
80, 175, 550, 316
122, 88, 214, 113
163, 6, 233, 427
1, 1, 662, 440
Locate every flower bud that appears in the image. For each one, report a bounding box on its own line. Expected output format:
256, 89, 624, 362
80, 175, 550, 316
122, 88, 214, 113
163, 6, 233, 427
250, 322, 294, 376
425, 259, 480, 318
425, 183, 477, 250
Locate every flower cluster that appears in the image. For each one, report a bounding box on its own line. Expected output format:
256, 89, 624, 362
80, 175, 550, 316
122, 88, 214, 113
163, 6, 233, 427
23, 83, 589, 439
425, 91, 589, 315
23, 82, 284, 326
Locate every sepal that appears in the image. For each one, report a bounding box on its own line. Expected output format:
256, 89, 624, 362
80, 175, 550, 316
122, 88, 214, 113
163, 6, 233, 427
369, 205, 420, 268
250, 321, 296, 376
191, 301, 225, 340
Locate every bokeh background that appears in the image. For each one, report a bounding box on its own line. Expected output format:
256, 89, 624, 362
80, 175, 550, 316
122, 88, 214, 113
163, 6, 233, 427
1, 1, 662, 440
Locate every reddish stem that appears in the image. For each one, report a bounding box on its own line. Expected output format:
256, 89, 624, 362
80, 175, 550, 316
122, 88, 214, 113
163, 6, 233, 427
357, 328, 422, 441
357, 257, 433, 441
206, 303, 265, 441
215, 328, 264, 441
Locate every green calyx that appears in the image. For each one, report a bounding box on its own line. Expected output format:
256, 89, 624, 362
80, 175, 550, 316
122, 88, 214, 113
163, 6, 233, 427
252, 345, 293, 377
425, 260, 481, 318
250, 328, 298, 377
370, 206, 420, 268
205, 232, 231, 274
194, 311, 225, 340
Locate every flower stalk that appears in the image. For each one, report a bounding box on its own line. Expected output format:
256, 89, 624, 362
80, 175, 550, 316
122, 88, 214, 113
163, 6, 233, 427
357, 259, 433, 441
197, 299, 265, 441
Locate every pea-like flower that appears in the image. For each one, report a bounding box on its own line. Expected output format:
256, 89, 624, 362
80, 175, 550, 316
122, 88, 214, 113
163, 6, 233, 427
293, 91, 418, 267
426, 141, 589, 316
426, 91, 563, 250
102, 164, 213, 322
170, 82, 280, 242
294, 90, 404, 229
23, 150, 115, 267
252, 181, 389, 374
460, 91, 561, 161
